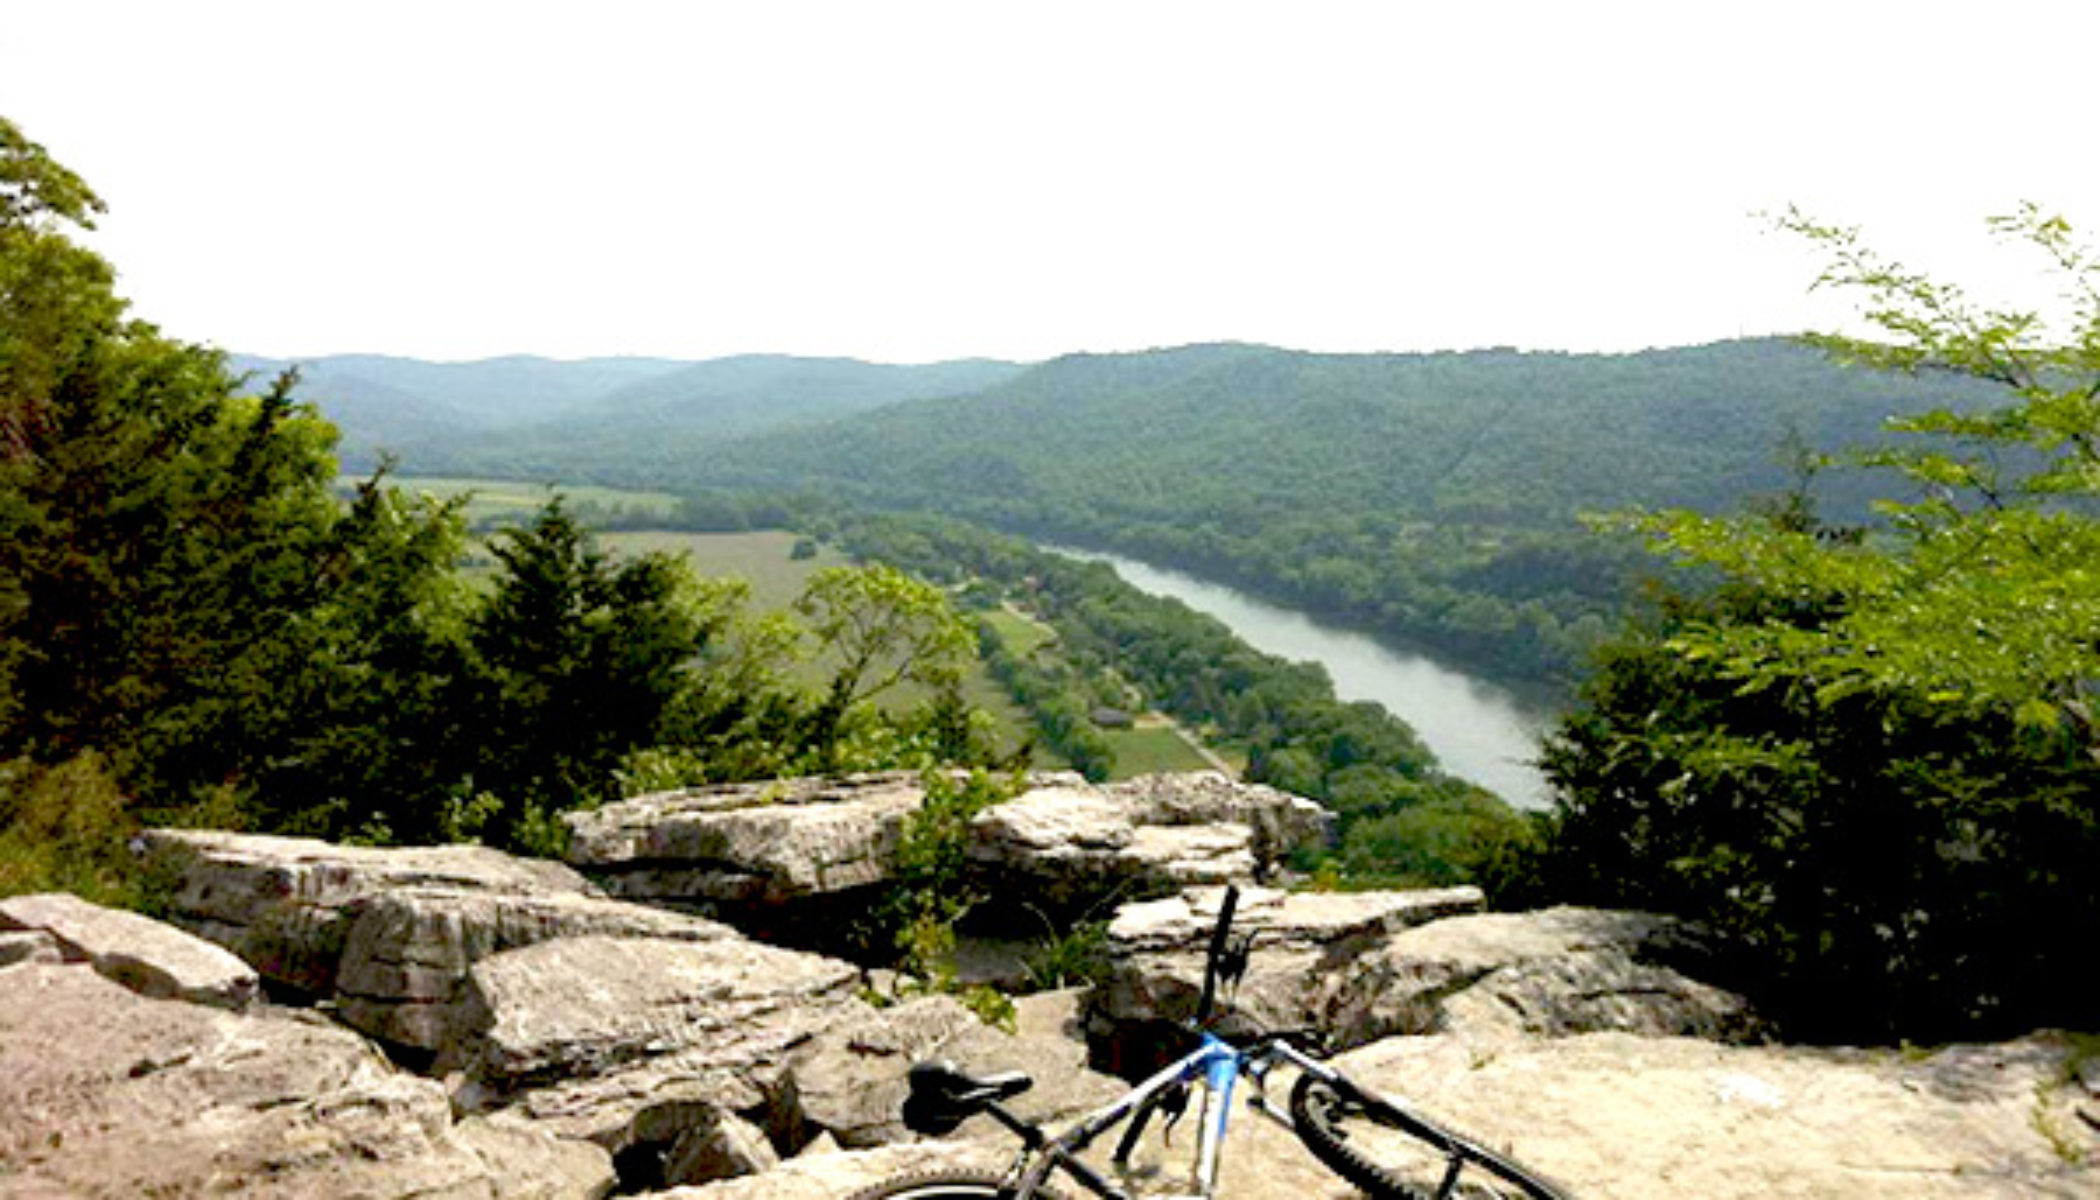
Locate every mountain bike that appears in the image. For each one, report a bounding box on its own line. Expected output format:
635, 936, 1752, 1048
851, 885, 1570, 1200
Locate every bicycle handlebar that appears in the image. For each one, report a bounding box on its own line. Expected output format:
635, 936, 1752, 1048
1191, 884, 1240, 1029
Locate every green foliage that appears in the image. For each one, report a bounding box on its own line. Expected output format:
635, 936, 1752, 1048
0, 753, 142, 905
1020, 919, 1110, 992
3, 123, 1025, 875
793, 563, 975, 765
883, 767, 1019, 986
838, 510, 1539, 891
463, 498, 708, 834
1539, 207, 2100, 1041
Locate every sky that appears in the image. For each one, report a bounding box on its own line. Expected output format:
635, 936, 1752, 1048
3, 1, 2096, 365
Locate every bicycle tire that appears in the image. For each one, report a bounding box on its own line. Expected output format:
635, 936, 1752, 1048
842, 1169, 1070, 1200
1289, 1073, 1567, 1200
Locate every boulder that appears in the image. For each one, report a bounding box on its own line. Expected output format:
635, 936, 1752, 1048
142, 828, 593, 993
1088, 885, 1483, 1066
142, 829, 741, 1053
564, 773, 928, 904
772, 992, 1123, 1150
0, 890, 259, 1009
569, 771, 1331, 935
334, 887, 736, 1053
1100, 771, 1331, 865
0, 961, 613, 1199
451, 933, 866, 1185
965, 786, 1259, 909
1090, 891, 1760, 1067
1323, 906, 1764, 1045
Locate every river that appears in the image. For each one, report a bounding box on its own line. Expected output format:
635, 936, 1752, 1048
1046, 546, 1558, 810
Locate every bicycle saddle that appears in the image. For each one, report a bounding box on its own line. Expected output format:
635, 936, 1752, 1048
902, 1059, 1034, 1135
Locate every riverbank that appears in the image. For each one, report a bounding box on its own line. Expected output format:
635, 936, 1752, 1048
1045, 545, 1557, 810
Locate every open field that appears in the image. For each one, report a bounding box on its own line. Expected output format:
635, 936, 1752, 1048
1101, 720, 1214, 777
601, 529, 846, 609
353, 474, 682, 528
980, 606, 1057, 658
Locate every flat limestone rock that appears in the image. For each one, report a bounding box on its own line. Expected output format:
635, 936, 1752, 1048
655, 1140, 1006, 1200
0, 891, 259, 1009
568, 771, 1332, 919
1326, 906, 1764, 1044
564, 773, 928, 902
1092, 892, 1759, 1061
1091, 885, 1484, 1057
453, 933, 865, 1179
0, 962, 614, 1199
142, 828, 594, 993
1305, 1031, 2098, 1199
665, 1030, 2097, 1200
333, 887, 737, 1053
775, 994, 1125, 1150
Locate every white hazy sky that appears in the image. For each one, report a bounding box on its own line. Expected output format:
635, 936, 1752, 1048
3, 1, 2095, 364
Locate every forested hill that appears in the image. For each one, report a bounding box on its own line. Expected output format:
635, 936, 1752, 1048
661, 338, 1996, 686
679, 338, 1989, 525
231, 352, 1025, 470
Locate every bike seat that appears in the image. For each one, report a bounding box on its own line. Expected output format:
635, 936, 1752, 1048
902, 1059, 1034, 1134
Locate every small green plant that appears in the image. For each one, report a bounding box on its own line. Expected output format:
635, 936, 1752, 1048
1021, 919, 1110, 992
878, 767, 1023, 1024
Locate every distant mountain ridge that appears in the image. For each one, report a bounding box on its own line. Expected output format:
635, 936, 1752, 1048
231, 351, 1026, 470
676, 337, 1994, 525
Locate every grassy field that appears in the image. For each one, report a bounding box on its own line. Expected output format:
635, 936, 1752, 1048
980, 606, 1057, 658
1103, 719, 1214, 777
356, 475, 681, 528
601, 529, 846, 609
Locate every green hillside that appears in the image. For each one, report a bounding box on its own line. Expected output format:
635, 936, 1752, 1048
658, 339, 1995, 685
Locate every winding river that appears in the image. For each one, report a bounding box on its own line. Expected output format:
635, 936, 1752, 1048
1047, 547, 1558, 810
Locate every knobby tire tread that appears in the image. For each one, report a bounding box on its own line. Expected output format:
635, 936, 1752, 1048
843, 1168, 1069, 1200
1289, 1073, 1566, 1200
1290, 1075, 1434, 1200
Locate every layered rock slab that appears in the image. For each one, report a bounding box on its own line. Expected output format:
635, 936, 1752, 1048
1089, 889, 1761, 1068
0, 890, 259, 1009
450, 933, 866, 1184
1311, 1031, 2098, 1199
0, 961, 612, 1199
773, 991, 1125, 1151
1089, 885, 1484, 1066
142, 829, 737, 1053
142, 828, 595, 993
668, 1032, 2098, 1200
566, 770, 1332, 929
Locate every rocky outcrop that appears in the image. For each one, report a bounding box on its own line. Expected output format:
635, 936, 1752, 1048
566, 771, 1332, 934
1322, 905, 1764, 1044
448, 932, 866, 1186
1088, 884, 1485, 1065
1305, 1030, 2097, 1199
0, 889, 259, 1008
335, 887, 737, 1053
565, 773, 927, 905
1088, 888, 1760, 1066
0, 961, 613, 1198
772, 990, 1124, 1151
142, 828, 596, 993
143, 829, 738, 1053
668, 1032, 2098, 1200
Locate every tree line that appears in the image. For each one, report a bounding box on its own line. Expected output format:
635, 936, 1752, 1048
0, 118, 991, 898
